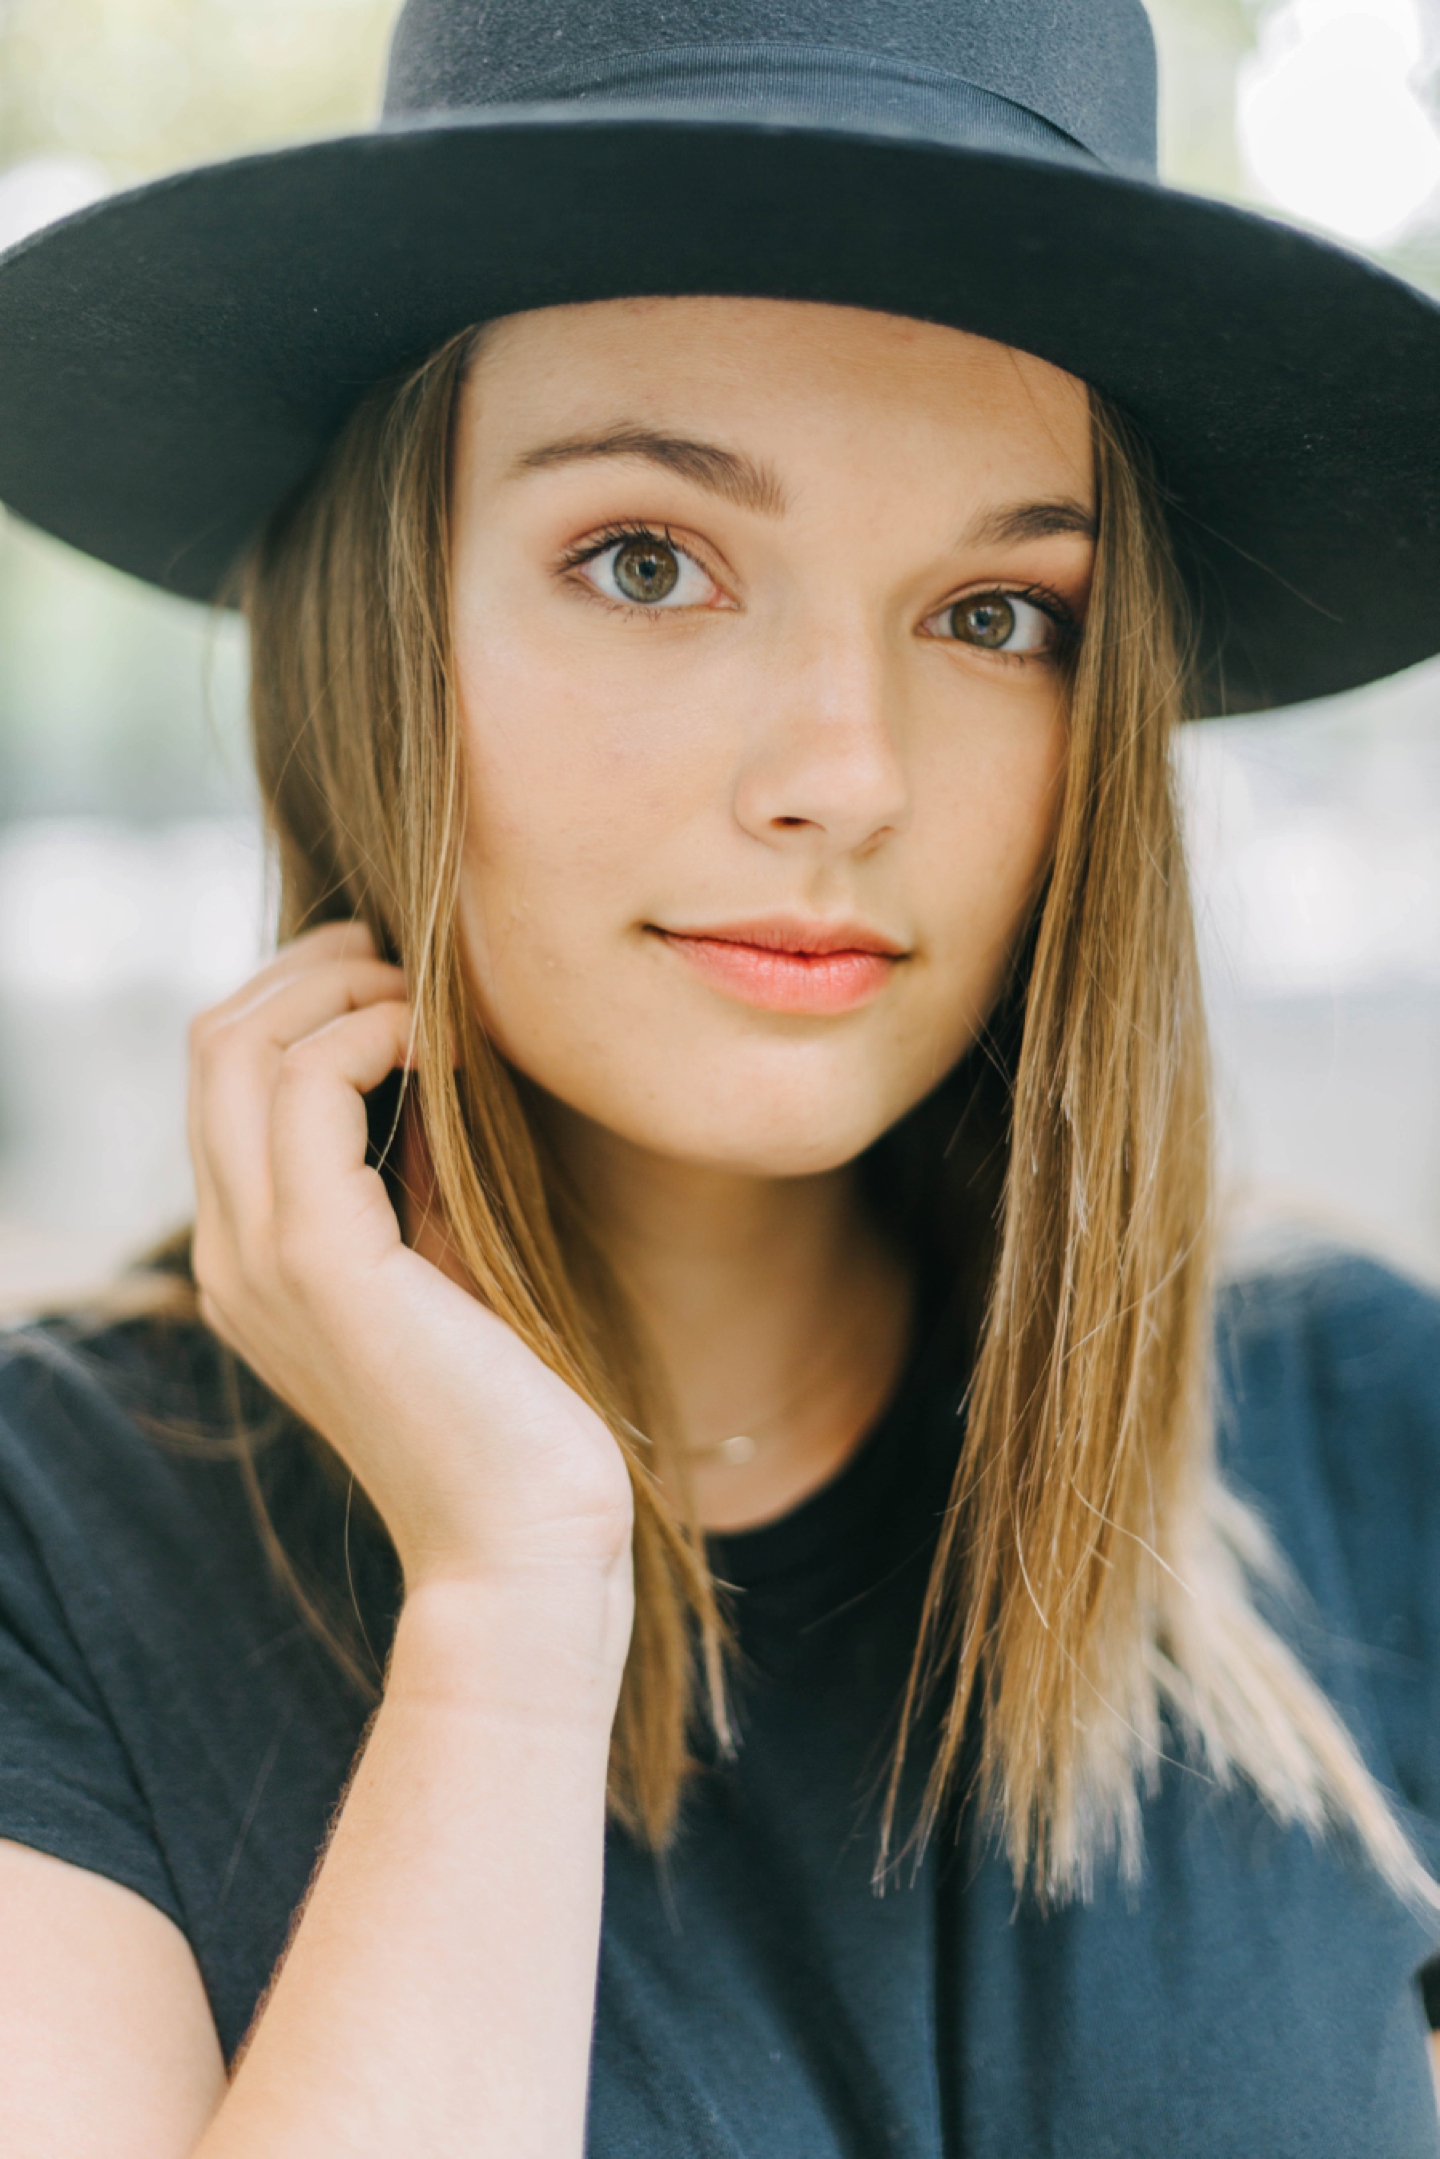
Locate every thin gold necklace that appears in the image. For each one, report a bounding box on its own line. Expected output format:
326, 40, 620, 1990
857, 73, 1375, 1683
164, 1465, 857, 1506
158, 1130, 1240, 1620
683, 1303, 890, 1468
688, 1430, 761, 1467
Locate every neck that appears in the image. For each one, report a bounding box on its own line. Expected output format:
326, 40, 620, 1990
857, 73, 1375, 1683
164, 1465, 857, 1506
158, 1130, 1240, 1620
538, 1102, 915, 1532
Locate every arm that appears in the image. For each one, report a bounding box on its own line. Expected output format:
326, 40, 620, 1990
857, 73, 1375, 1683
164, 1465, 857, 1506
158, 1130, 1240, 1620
0, 1840, 226, 2159
199, 1573, 625, 2158
0, 923, 635, 2158
0, 1582, 621, 2159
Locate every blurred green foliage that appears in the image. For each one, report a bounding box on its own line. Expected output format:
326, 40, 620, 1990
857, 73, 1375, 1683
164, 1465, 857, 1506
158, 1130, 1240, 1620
1152, 0, 1260, 198
0, 0, 394, 181
0, 532, 248, 819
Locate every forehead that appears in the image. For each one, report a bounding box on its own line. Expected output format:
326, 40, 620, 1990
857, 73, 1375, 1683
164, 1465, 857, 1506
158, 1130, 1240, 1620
462, 297, 1093, 498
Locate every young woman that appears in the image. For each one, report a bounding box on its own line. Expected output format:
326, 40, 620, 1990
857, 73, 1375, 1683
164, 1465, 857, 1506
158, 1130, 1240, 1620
1, 1, 1440, 2153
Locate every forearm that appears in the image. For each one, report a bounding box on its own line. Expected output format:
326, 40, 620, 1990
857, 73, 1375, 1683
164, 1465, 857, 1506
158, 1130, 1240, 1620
196, 1573, 626, 2159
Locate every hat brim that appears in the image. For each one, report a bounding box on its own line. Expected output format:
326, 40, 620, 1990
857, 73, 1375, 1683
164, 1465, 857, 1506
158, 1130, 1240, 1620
1, 106, 1438, 714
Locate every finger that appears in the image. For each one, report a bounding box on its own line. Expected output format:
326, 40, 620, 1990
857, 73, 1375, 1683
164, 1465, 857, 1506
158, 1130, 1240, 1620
191, 959, 405, 1252
272, 919, 388, 984
269, 1000, 417, 1241
195, 920, 388, 1035
279, 918, 380, 964
220, 957, 407, 1047
396, 1097, 473, 1292
188, 1132, 228, 1314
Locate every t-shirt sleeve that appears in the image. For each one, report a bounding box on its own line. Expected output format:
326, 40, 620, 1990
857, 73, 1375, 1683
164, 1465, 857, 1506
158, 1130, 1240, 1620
0, 1348, 183, 1927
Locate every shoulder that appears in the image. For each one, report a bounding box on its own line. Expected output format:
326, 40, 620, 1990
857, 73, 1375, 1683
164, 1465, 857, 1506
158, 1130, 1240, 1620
0, 1305, 265, 1557
1217, 1238, 1440, 1371
0, 1299, 389, 1749
1215, 1246, 1440, 1821
0, 1302, 373, 1651
0, 1299, 233, 1448
1215, 1244, 1440, 1510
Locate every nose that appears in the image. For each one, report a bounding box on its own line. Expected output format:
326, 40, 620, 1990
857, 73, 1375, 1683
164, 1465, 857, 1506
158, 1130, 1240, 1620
730, 618, 911, 857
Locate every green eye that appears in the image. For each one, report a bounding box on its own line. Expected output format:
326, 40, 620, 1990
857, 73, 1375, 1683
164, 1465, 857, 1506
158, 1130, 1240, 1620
934, 590, 1065, 657
612, 536, 680, 603
950, 594, 1017, 648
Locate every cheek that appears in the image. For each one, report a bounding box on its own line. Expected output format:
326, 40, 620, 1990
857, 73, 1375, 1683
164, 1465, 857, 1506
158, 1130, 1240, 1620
454, 608, 687, 896
447, 566, 1069, 1172
909, 696, 1066, 1019
449, 601, 737, 1069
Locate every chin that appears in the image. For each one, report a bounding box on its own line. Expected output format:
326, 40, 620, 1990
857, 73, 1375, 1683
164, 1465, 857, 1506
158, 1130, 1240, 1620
594, 1075, 907, 1180
656, 1125, 885, 1181
498, 1009, 955, 1178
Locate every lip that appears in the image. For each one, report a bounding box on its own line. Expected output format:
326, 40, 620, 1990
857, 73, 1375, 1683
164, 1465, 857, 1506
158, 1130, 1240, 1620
652, 915, 908, 1015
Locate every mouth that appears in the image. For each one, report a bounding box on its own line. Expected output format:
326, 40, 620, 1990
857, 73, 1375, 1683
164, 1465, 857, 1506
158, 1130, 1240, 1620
650, 915, 908, 1016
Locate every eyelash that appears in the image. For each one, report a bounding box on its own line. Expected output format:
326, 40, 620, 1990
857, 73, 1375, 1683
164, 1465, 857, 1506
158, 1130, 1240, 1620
942, 583, 1081, 661
559, 521, 709, 589
558, 526, 1081, 658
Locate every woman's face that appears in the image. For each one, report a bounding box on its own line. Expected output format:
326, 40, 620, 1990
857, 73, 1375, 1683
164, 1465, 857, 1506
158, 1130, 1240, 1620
449, 298, 1091, 1177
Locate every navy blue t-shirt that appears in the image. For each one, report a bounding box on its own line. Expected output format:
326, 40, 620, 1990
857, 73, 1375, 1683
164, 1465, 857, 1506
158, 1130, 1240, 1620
0, 1252, 1438, 2154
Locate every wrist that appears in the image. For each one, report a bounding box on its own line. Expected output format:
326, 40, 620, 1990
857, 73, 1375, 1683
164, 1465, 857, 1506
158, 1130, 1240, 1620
393, 1566, 633, 1728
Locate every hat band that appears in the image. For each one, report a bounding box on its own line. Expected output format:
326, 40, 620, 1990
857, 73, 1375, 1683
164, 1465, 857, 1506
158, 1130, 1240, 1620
383, 42, 1117, 176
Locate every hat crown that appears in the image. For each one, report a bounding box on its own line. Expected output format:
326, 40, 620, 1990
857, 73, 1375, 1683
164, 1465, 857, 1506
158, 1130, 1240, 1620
384, 0, 1158, 175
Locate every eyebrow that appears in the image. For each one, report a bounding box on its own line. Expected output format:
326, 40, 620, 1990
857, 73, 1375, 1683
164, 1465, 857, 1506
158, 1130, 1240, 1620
962, 497, 1096, 546
511, 434, 1091, 547
512, 427, 788, 517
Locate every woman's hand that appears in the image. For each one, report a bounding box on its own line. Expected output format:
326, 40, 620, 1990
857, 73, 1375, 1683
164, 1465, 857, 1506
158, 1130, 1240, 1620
188, 921, 634, 1632
179, 923, 626, 2157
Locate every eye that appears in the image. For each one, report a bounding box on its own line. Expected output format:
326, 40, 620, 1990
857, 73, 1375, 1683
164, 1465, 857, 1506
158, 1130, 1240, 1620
576, 530, 719, 610
925, 589, 1070, 657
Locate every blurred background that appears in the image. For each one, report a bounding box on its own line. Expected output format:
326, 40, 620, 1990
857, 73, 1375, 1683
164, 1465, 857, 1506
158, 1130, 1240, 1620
1, 0, 1439, 1308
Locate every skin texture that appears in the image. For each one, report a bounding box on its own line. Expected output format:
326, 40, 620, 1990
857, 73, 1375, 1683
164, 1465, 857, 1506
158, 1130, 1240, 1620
448, 299, 1089, 1527
4, 299, 1108, 2155
453, 300, 1086, 1181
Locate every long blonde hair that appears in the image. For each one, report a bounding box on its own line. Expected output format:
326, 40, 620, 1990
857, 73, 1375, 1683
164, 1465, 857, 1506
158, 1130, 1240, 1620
240, 324, 1434, 1909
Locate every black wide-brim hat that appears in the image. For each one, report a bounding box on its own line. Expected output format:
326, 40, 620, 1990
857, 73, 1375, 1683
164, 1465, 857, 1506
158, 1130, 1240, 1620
2, 0, 1439, 716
